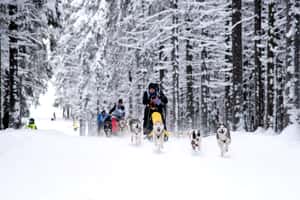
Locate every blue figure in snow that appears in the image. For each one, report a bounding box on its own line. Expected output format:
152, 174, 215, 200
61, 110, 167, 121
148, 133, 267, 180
97, 110, 110, 135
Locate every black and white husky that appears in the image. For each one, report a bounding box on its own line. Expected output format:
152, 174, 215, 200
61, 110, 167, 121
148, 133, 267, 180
190, 129, 201, 151
216, 124, 231, 157
152, 122, 165, 151
129, 119, 142, 145
104, 120, 112, 137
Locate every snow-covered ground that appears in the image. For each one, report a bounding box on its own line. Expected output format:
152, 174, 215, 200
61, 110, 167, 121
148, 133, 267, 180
0, 84, 300, 200
0, 123, 300, 200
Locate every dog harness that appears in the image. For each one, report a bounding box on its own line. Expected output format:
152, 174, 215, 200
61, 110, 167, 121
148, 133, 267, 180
151, 112, 163, 124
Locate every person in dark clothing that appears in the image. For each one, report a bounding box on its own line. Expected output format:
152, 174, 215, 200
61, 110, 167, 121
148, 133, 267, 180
98, 110, 110, 125
109, 99, 125, 120
109, 99, 125, 133
143, 83, 168, 135
97, 110, 110, 134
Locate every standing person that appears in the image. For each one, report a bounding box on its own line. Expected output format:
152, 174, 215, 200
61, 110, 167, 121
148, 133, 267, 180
97, 110, 109, 135
51, 112, 56, 121
26, 118, 37, 130
73, 118, 79, 131
143, 83, 168, 136
109, 99, 125, 133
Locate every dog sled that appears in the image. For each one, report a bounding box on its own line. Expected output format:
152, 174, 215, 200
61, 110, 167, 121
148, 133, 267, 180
103, 116, 127, 137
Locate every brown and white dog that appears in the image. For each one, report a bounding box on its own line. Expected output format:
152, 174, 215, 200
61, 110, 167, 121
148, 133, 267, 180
190, 129, 201, 151
129, 118, 142, 145
216, 124, 231, 157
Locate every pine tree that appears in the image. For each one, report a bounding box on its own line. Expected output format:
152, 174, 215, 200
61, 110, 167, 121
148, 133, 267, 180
265, 1, 275, 128
185, 8, 194, 129
0, 32, 2, 129
232, 0, 243, 130
0, 0, 61, 129
273, 2, 286, 132
284, 0, 295, 126
224, 0, 232, 128
242, 1, 255, 131
4, 3, 19, 128
254, 0, 264, 129
49, 0, 299, 134
200, 47, 209, 134
170, 0, 180, 131
295, 1, 300, 113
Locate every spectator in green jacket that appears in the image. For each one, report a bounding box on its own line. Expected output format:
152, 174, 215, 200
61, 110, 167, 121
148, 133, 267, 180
26, 118, 37, 130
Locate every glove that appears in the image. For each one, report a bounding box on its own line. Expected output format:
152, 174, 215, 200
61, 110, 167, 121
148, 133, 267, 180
155, 98, 161, 105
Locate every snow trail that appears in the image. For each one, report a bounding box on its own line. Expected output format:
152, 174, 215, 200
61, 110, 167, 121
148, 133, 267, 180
0, 125, 299, 200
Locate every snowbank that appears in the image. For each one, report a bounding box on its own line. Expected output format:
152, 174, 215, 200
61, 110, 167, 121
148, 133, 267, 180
280, 123, 300, 140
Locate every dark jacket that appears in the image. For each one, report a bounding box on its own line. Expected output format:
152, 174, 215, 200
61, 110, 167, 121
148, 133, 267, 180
143, 90, 168, 113
142, 88, 168, 131
109, 103, 125, 119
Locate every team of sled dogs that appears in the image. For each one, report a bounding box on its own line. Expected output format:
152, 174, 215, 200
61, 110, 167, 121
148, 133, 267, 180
105, 113, 231, 156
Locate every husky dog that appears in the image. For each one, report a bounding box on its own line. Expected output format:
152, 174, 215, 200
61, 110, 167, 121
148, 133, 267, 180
216, 124, 231, 157
129, 118, 142, 145
190, 129, 201, 151
104, 120, 112, 137
118, 118, 127, 133
151, 112, 165, 151
152, 121, 165, 151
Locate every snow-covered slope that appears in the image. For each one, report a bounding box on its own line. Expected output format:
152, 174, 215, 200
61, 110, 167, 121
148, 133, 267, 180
0, 123, 299, 200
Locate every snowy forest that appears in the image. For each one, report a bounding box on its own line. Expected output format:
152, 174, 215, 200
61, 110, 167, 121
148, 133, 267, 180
0, 0, 300, 134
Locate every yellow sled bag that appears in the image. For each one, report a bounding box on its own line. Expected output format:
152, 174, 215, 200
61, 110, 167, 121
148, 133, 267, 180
151, 112, 163, 124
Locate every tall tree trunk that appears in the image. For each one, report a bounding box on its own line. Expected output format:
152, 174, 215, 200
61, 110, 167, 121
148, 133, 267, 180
0, 33, 2, 129
7, 3, 19, 128
185, 14, 194, 129
157, 3, 168, 128
254, 0, 264, 129
159, 42, 167, 127
159, 42, 165, 86
96, 67, 101, 115
135, 50, 144, 119
265, 2, 276, 128
79, 93, 85, 136
200, 47, 209, 135
283, 0, 293, 127
275, 57, 284, 133
273, 3, 285, 133
224, 1, 232, 128
273, 1, 285, 132
171, 0, 179, 131
295, 1, 300, 110
242, 0, 255, 132
231, 0, 243, 130
128, 70, 133, 117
